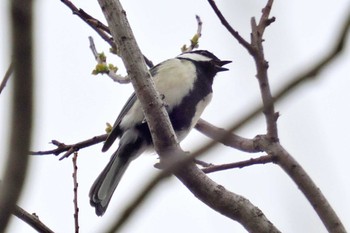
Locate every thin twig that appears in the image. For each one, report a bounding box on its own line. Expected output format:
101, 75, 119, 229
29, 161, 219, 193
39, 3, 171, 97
30, 133, 108, 159
196, 15, 203, 37
257, 0, 275, 37
0, 63, 13, 95
202, 155, 274, 174
72, 152, 79, 233
13, 206, 54, 233
250, 0, 278, 140
207, 0, 254, 54
182, 15, 203, 52
60, 0, 154, 68
89, 36, 99, 60
89, 36, 131, 83
208, 0, 277, 139
60, 0, 115, 48
193, 159, 213, 167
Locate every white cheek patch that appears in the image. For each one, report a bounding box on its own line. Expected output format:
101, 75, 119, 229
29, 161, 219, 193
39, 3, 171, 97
177, 53, 212, 62
154, 59, 197, 110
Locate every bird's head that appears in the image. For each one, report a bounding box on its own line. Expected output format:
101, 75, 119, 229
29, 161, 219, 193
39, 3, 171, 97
177, 50, 232, 73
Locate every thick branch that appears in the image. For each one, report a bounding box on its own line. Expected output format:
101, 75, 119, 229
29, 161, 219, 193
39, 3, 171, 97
107, 151, 281, 233
175, 163, 280, 233
198, 117, 347, 232
251, 4, 347, 230
97, 0, 179, 157
255, 137, 347, 233
200, 2, 349, 232
98, 0, 280, 232
0, 1, 34, 231
195, 119, 260, 153
195, 8, 349, 148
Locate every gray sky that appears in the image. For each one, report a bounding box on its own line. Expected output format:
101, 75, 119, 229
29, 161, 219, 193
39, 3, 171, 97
1, 0, 349, 232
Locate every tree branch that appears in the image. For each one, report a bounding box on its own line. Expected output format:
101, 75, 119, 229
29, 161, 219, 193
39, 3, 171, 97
197, 116, 347, 232
97, 0, 179, 156
60, 0, 115, 48
0, 63, 13, 95
60, 0, 154, 68
250, 3, 346, 230
255, 136, 347, 233
89, 36, 131, 84
107, 151, 281, 233
98, 1, 281, 232
207, 0, 278, 140
202, 155, 274, 174
175, 162, 280, 232
30, 134, 108, 160
202, 1, 349, 232
207, 0, 254, 54
250, 0, 278, 139
0, 1, 34, 231
195, 119, 260, 153
195, 7, 349, 150
13, 205, 54, 233
35, 1, 348, 232
181, 15, 202, 52
72, 152, 79, 233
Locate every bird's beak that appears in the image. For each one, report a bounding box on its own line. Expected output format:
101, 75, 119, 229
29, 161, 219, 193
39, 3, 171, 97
215, 60, 232, 72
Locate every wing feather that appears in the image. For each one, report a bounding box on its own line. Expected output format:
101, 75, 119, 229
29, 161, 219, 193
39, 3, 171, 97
102, 93, 137, 152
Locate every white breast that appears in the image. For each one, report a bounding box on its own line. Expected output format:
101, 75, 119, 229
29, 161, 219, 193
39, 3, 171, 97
190, 93, 212, 129
176, 93, 212, 142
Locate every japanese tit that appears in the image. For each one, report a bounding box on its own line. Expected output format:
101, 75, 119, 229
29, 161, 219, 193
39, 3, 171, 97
90, 50, 231, 216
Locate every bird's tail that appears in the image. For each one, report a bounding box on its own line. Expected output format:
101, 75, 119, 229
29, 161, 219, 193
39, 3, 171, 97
89, 149, 132, 216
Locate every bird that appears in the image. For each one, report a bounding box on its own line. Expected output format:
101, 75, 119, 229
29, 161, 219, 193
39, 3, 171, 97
89, 50, 231, 216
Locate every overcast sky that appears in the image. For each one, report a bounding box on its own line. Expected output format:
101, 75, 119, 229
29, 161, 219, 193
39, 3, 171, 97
1, 0, 350, 232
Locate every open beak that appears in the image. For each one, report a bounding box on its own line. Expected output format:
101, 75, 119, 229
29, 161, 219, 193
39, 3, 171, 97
215, 60, 232, 72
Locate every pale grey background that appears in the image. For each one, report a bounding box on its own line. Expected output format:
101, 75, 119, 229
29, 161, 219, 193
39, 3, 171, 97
0, 0, 349, 232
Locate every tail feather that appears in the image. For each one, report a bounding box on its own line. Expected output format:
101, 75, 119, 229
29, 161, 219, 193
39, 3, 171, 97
89, 151, 132, 216
90, 129, 148, 216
